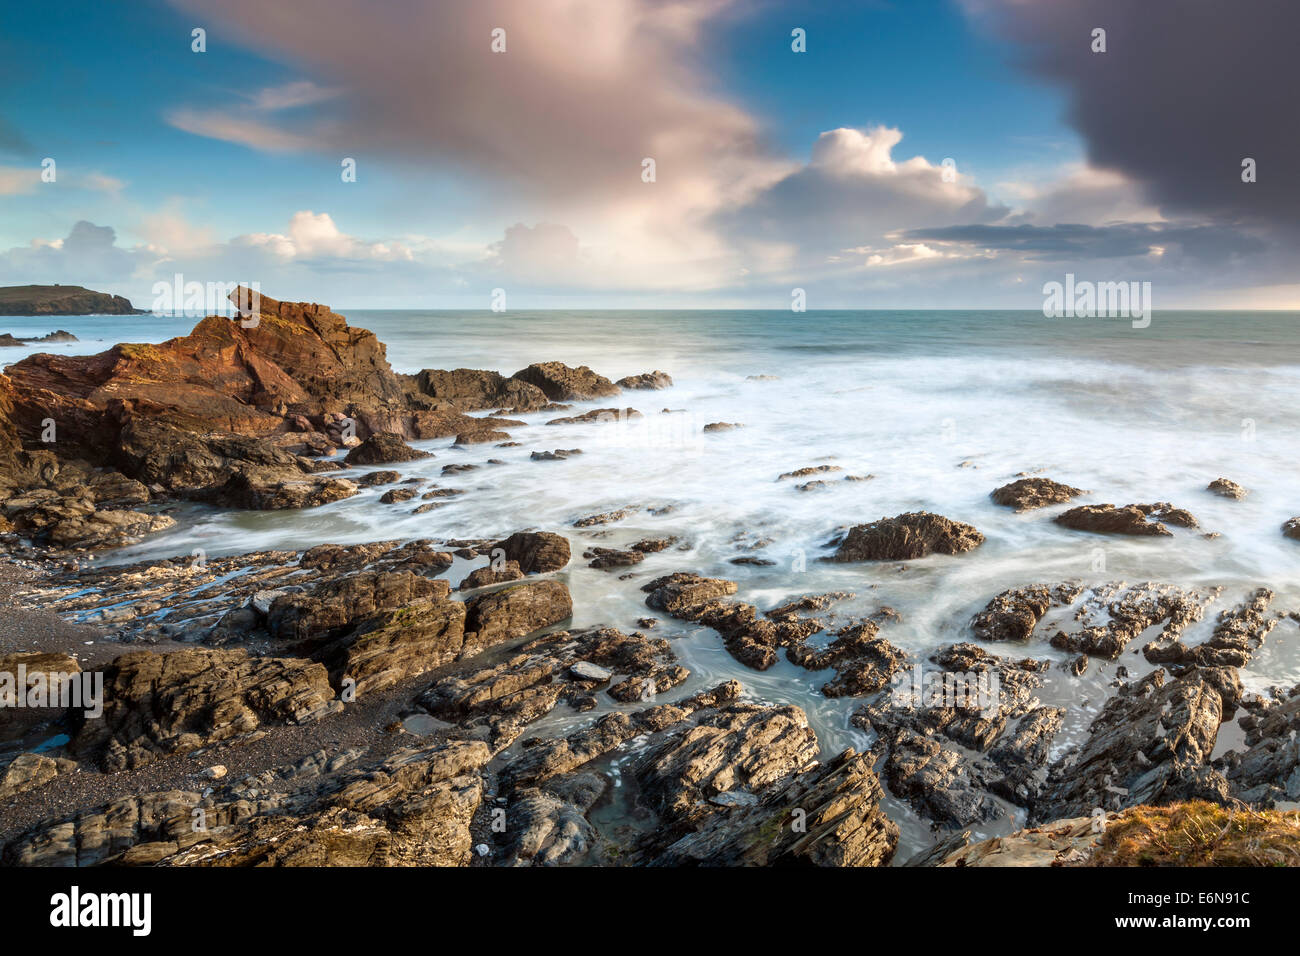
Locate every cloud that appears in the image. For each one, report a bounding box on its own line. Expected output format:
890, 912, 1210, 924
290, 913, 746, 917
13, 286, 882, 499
233, 211, 414, 262
959, 0, 1300, 231
165, 108, 318, 153
0, 221, 158, 286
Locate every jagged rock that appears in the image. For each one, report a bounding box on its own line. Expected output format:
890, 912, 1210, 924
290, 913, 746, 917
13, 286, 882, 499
703, 422, 742, 432
546, 407, 641, 426
491, 531, 571, 573
457, 561, 524, 590
832, 512, 984, 561
213, 472, 358, 510
573, 508, 636, 527
778, 465, 841, 481
343, 432, 430, 465
648, 749, 898, 867
1050, 582, 1217, 660
1033, 668, 1237, 823
615, 371, 673, 390
511, 362, 620, 401
415, 368, 548, 412
463, 580, 573, 651
70, 648, 338, 771
1143, 588, 1276, 668
379, 487, 417, 504
0, 753, 78, 799
584, 547, 644, 570
530, 448, 582, 461
3, 740, 491, 867
357, 470, 400, 486
1207, 478, 1247, 499
1055, 504, 1173, 536
1221, 685, 1300, 804
454, 428, 510, 445
990, 477, 1086, 511
2, 489, 176, 549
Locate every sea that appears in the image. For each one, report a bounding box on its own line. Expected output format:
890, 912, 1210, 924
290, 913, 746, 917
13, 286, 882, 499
5, 308, 1300, 857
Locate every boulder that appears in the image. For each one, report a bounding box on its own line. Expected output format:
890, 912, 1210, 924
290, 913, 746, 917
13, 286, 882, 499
511, 362, 620, 401
343, 432, 430, 465
990, 477, 1086, 511
832, 512, 984, 561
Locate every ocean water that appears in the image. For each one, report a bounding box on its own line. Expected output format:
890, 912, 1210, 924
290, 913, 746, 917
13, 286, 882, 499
7, 308, 1300, 856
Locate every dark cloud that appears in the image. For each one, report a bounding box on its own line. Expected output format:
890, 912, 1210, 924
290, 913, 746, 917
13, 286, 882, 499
963, 0, 1300, 229
902, 222, 1266, 262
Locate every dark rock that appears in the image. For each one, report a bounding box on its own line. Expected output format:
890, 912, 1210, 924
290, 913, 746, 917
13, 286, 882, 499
832, 512, 984, 562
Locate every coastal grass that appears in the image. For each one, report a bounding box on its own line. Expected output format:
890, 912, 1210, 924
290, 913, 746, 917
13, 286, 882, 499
1089, 801, 1300, 866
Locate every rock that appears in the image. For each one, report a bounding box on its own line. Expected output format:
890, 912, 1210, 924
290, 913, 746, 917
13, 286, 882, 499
927, 815, 1104, 867
379, 487, 417, 504
463, 580, 573, 651
332, 598, 469, 695
454, 428, 510, 445
1049, 582, 1216, 660
511, 362, 620, 401
569, 661, 612, 682
214, 473, 358, 510
2, 489, 177, 549
1142, 587, 1276, 669
492, 531, 571, 573
0, 753, 78, 799
343, 433, 430, 465
530, 448, 582, 461
778, 465, 841, 481
1207, 477, 1247, 499
573, 508, 636, 527
1034, 667, 1237, 823
990, 477, 1086, 511
1283, 518, 1300, 541
615, 371, 673, 390
832, 512, 985, 561
457, 561, 524, 591
647, 749, 898, 867
201, 764, 228, 780
357, 470, 400, 486
70, 648, 338, 771
585, 547, 645, 570
546, 407, 641, 426
970, 585, 1080, 642
3, 740, 491, 867
635, 703, 819, 820
1055, 503, 1173, 536
1221, 684, 1300, 805
703, 422, 742, 432
414, 368, 548, 412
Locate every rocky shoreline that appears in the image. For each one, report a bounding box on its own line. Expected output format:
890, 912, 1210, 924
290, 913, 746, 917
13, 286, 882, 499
2, 289, 1299, 867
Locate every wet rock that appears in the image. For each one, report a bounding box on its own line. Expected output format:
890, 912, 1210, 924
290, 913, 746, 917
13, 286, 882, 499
1055, 504, 1173, 536
585, 547, 645, 570
414, 368, 548, 412
214, 472, 358, 510
1283, 518, 1300, 541
1207, 477, 1247, 500
379, 487, 417, 504
511, 362, 620, 401
1051, 582, 1217, 660
569, 661, 612, 682
702, 422, 742, 433
1033, 668, 1237, 823
530, 448, 582, 461
457, 561, 524, 591
357, 470, 400, 487
778, 465, 841, 481
573, 508, 636, 527
990, 477, 1086, 511
1220, 684, 1300, 805
631, 536, 678, 553
462, 580, 573, 650
343, 433, 430, 465
70, 648, 338, 771
647, 747, 898, 868
616, 371, 673, 390
969, 584, 1083, 642
1143, 588, 1276, 669
832, 512, 984, 562
546, 407, 641, 426
3, 740, 491, 867
492, 531, 571, 573
3, 489, 177, 549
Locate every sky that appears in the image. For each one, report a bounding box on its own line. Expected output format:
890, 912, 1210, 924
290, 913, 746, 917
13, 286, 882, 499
0, 0, 1297, 310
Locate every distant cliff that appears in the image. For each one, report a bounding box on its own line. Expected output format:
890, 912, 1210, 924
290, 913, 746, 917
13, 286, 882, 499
0, 284, 145, 315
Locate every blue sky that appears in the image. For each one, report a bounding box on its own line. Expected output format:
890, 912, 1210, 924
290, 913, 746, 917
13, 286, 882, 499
0, 0, 1293, 309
